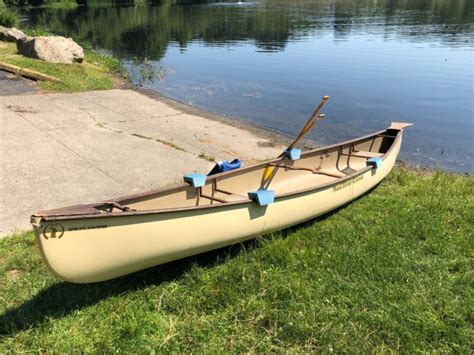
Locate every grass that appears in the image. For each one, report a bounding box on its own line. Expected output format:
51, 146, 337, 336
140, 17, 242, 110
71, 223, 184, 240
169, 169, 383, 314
199, 151, 216, 162
22, 27, 54, 37
39, 0, 78, 9
0, 168, 472, 352
0, 8, 17, 27
0, 40, 124, 91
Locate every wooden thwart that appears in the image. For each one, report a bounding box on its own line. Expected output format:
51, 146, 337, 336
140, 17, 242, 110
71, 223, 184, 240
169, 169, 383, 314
345, 151, 383, 159
268, 163, 345, 178
0, 62, 63, 84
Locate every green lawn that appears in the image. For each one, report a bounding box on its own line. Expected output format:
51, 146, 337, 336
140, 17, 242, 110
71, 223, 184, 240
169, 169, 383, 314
0, 168, 472, 352
0, 41, 123, 91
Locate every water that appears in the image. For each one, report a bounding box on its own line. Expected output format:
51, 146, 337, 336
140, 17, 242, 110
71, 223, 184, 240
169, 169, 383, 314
23, 0, 474, 173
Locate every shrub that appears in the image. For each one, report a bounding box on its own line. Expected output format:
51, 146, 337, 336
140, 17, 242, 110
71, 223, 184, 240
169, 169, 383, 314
3, 0, 27, 6
0, 9, 18, 27
23, 27, 53, 36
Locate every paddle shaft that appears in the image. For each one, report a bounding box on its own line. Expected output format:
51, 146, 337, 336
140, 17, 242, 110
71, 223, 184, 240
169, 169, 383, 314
300, 95, 329, 137
293, 95, 329, 144
262, 96, 329, 189
291, 113, 325, 147
279, 95, 329, 157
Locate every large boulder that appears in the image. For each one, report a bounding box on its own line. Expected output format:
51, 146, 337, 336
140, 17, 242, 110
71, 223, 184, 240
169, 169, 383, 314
17, 36, 84, 64
0, 26, 26, 43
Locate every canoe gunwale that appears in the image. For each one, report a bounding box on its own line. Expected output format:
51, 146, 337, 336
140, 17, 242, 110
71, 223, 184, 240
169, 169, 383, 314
33, 127, 403, 222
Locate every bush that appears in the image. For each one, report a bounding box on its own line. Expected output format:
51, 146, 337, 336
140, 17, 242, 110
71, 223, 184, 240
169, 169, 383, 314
86, 49, 126, 76
3, 0, 27, 6
23, 27, 53, 36
0, 9, 18, 27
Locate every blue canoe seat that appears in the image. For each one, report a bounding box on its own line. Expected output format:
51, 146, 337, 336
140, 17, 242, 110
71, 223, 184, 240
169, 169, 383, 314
367, 157, 383, 169
183, 173, 207, 188
248, 189, 275, 206
284, 148, 301, 161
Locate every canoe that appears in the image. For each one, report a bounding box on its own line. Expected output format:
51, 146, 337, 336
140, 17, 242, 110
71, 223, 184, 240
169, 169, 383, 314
31, 122, 412, 283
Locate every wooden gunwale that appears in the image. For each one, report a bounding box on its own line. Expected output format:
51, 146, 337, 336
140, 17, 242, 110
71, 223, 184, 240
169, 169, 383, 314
34, 128, 400, 222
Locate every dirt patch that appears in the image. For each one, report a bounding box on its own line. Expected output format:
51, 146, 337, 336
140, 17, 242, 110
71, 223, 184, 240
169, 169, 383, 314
6, 269, 22, 282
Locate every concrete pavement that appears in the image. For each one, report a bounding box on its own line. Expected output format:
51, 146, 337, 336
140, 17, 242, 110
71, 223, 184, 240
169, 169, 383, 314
0, 89, 285, 236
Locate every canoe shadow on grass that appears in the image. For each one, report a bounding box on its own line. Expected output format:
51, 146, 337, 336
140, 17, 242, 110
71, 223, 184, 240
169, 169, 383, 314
0, 192, 368, 337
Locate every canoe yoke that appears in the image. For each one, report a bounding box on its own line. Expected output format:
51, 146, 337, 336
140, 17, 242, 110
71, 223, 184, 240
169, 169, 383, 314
185, 173, 275, 206
268, 163, 346, 178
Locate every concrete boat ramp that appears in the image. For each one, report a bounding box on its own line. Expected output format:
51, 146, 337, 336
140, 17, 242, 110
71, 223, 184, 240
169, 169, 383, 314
0, 89, 284, 236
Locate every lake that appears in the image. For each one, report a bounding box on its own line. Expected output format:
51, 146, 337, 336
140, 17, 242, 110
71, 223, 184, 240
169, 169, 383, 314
22, 0, 473, 173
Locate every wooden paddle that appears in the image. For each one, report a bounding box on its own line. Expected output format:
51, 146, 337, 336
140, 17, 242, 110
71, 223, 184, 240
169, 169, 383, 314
280, 95, 330, 156
260, 95, 330, 189
291, 113, 326, 147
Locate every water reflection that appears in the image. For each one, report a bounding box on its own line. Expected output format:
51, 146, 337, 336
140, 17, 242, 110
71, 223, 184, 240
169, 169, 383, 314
23, 0, 474, 172
23, 0, 473, 59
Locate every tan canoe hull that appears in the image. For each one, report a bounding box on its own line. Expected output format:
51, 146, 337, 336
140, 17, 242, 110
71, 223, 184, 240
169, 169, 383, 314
32, 127, 403, 283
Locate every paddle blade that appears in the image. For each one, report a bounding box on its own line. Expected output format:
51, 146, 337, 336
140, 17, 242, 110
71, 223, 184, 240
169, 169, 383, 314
263, 166, 274, 181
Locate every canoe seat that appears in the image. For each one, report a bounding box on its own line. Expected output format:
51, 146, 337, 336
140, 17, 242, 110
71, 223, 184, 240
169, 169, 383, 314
349, 151, 383, 159
200, 189, 247, 203
269, 163, 346, 178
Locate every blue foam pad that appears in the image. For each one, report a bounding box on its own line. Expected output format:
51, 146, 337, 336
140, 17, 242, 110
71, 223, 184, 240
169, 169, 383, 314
248, 189, 275, 206
284, 148, 301, 161
367, 157, 383, 169
183, 173, 207, 187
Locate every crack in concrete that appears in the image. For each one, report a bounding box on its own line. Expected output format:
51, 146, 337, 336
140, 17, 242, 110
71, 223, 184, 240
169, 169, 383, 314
114, 112, 184, 124
79, 108, 123, 134
130, 132, 188, 153
79, 98, 126, 117
79, 107, 101, 125
78, 107, 196, 158
129, 132, 216, 163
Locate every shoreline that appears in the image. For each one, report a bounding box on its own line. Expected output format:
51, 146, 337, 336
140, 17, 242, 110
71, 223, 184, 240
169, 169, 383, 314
0, 35, 468, 176
134, 87, 304, 151
0, 36, 470, 237
133, 87, 466, 177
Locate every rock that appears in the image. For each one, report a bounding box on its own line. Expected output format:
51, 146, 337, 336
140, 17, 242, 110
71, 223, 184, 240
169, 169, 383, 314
0, 26, 26, 43
17, 36, 84, 64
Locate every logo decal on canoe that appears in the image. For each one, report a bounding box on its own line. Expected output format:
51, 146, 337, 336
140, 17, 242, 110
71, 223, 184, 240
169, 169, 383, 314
43, 223, 65, 239
68, 225, 108, 231
333, 175, 364, 192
